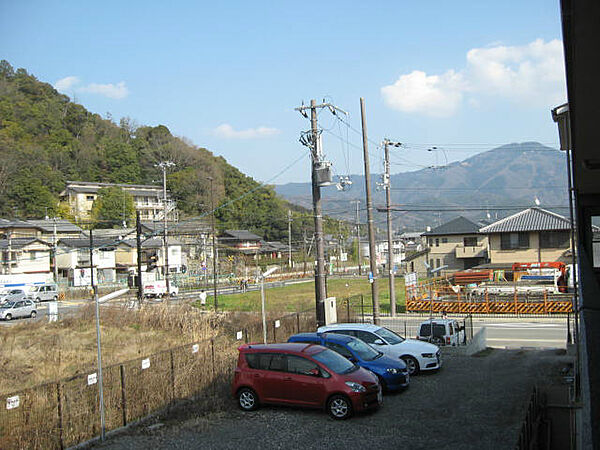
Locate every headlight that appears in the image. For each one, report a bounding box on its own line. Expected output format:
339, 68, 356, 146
345, 381, 366, 392
386, 368, 400, 374
421, 353, 435, 358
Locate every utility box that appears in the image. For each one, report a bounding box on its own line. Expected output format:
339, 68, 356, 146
315, 160, 333, 186
324, 297, 337, 325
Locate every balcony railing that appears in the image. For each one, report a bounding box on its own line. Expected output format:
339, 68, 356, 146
455, 245, 487, 259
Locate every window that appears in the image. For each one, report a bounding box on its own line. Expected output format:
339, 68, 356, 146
30, 252, 36, 260
539, 231, 570, 249
245, 353, 279, 371
312, 349, 356, 374
429, 259, 434, 268
500, 232, 529, 250
86, 195, 95, 201
436, 258, 441, 268
353, 330, 378, 344
325, 342, 354, 359
428, 238, 433, 246
268, 354, 286, 371
463, 237, 478, 247
410, 262, 414, 272
419, 323, 446, 338
441, 238, 448, 244
287, 356, 319, 375
435, 238, 439, 247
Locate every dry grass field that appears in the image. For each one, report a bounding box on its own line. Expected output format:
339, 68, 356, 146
0, 304, 260, 395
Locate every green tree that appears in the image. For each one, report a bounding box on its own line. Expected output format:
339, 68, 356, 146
91, 187, 135, 228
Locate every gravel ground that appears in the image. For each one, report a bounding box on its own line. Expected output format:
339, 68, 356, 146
93, 348, 569, 450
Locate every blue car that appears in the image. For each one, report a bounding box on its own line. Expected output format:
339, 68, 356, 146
287, 332, 409, 392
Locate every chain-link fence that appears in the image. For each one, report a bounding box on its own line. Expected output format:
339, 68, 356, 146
0, 309, 316, 450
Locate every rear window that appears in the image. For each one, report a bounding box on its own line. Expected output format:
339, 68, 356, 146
419, 323, 447, 338
245, 353, 286, 371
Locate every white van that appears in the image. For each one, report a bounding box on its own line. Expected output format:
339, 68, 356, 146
27, 283, 59, 302
417, 319, 465, 346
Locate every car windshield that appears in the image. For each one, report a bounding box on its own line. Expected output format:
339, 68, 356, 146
0, 302, 15, 308
312, 348, 357, 374
346, 338, 382, 361
374, 327, 405, 344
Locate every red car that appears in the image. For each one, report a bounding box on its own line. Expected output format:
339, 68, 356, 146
232, 343, 382, 419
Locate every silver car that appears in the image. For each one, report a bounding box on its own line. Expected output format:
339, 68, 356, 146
0, 300, 37, 320
0, 289, 27, 303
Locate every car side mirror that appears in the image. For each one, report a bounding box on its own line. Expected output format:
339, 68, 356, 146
309, 368, 320, 377
373, 339, 385, 345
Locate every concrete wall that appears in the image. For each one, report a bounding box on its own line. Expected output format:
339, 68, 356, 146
488, 232, 570, 264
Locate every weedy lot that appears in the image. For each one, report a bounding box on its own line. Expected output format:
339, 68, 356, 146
94, 348, 569, 450
0, 304, 247, 394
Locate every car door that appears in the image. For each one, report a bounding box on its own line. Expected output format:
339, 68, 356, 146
283, 355, 326, 406
255, 353, 289, 403
13, 301, 26, 318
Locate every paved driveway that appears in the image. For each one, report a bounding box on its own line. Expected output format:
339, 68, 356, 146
94, 348, 569, 450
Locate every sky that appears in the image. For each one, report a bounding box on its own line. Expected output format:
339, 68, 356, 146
0, 1, 566, 184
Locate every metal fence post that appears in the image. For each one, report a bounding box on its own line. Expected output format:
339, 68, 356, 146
170, 349, 176, 401
360, 294, 364, 323
119, 364, 127, 426
346, 298, 350, 322
404, 320, 407, 338
210, 339, 216, 379
296, 313, 300, 333
56, 382, 64, 450
273, 322, 277, 343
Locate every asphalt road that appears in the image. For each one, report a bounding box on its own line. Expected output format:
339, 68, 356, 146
380, 315, 570, 350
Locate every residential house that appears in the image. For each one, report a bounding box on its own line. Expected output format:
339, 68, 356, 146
397, 231, 425, 253
403, 248, 430, 279
116, 237, 185, 274
56, 238, 117, 285
0, 218, 82, 241
219, 230, 262, 255
479, 207, 572, 265
0, 238, 52, 275
60, 181, 177, 222
142, 217, 212, 261
359, 238, 406, 269
422, 216, 489, 273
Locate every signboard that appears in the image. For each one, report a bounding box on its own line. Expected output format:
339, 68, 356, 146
48, 301, 58, 323
6, 395, 19, 410
404, 272, 418, 299
141, 358, 150, 370
192, 344, 199, 354
340, 252, 348, 262
87, 373, 97, 385
368, 272, 374, 284
274, 320, 281, 328
73, 268, 98, 287
236, 330, 243, 340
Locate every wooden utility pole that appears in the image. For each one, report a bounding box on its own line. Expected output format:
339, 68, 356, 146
156, 161, 175, 296
136, 211, 143, 306
352, 200, 362, 275
383, 139, 401, 316
360, 97, 380, 325
288, 210, 292, 271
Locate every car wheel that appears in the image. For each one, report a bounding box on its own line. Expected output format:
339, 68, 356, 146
30, 311, 37, 318
401, 356, 420, 376
36, 297, 41, 303
5, 314, 12, 321
327, 395, 353, 420
237, 388, 259, 411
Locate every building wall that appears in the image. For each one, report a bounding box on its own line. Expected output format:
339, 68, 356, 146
5, 244, 51, 274
488, 232, 570, 264
425, 234, 488, 272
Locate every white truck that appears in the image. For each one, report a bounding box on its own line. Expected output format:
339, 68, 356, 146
143, 280, 179, 298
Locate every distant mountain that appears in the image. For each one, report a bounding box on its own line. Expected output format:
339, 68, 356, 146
275, 142, 569, 230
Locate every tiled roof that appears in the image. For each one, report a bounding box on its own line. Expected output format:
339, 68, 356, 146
28, 219, 83, 233
422, 216, 480, 236
0, 238, 51, 249
479, 208, 571, 233
222, 230, 262, 241
58, 238, 117, 249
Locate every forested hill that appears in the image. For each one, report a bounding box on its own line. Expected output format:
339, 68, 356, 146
0, 60, 303, 240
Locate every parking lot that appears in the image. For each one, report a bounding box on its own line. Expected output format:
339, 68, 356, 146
94, 347, 570, 450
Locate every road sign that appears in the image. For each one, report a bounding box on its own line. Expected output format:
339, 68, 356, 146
368, 272, 374, 284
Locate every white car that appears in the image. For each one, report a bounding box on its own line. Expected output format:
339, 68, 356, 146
417, 318, 465, 346
318, 323, 441, 376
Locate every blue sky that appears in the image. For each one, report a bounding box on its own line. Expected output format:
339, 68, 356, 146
1, 1, 565, 183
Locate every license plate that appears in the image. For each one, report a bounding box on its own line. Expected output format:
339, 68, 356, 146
377, 390, 383, 404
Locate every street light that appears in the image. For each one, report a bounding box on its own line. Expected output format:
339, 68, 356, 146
259, 266, 279, 344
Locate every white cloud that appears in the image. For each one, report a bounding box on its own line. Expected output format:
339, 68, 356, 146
78, 81, 129, 99
381, 39, 566, 117
381, 70, 465, 118
213, 123, 280, 139
53, 77, 129, 99
54, 76, 80, 92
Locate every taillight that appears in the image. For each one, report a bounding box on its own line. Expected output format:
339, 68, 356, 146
446, 337, 451, 345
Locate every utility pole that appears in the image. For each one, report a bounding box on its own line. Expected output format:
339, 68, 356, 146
7, 229, 12, 275
360, 97, 380, 325
207, 176, 218, 310
295, 99, 347, 326
383, 139, 401, 317
352, 200, 362, 275
136, 211, 143, 307
89, 229, 106, 441
288, 210, 292, 271
52, 218, 58, 282
302, 228, 307, 276
156, 161, 175, 296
